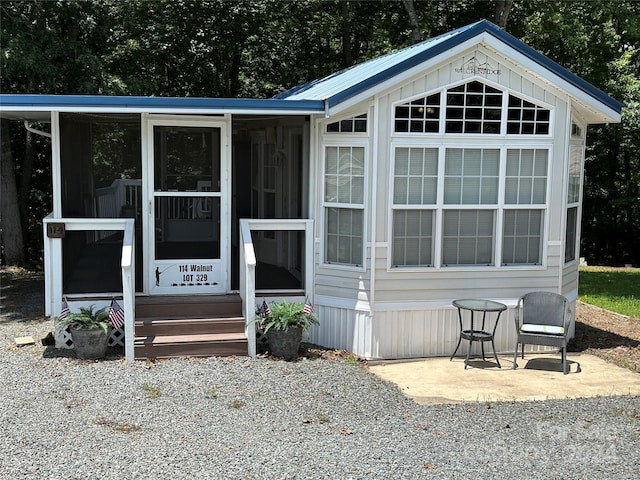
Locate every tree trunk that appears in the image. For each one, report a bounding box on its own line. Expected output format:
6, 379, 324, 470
401, 0, 422, 45
341, 0, 353, 67
1, 119, 25, 265
19, 130, 35, 255
495, 0, 514, 29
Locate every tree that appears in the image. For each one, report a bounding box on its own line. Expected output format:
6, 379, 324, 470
1, 119, 25, 265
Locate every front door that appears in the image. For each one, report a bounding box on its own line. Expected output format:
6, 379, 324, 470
147, 117, 228, 294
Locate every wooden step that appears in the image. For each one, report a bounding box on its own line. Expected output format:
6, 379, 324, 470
134, 333, 248, 359
133, 295, 248, 359
136, 294, 242, 319
135, 317, 245, 336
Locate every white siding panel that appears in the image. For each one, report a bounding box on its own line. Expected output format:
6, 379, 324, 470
308, 304, 373, 358
370, 306, 524, 359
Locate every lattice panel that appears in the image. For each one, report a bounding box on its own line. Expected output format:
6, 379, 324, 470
255, 326, 269, 353
54, 321, 125, 349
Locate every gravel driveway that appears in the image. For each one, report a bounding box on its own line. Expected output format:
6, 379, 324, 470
1, 271, 639, 479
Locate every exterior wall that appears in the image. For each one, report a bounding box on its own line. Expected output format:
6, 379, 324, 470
312, 45, 581, 359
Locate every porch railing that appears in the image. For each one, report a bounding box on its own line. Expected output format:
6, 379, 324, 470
238, 218, 314, 358
43, 214, 136, 362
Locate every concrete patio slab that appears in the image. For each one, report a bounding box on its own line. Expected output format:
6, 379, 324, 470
368, 353, 640, 404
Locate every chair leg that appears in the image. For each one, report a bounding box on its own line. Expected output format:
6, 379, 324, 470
513, 343, 519, 369
561, 347, 568, 374
521, 344, 525, 359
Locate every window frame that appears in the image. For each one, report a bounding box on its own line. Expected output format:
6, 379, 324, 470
389, 140, 551, 271
320, 139, 368, 271
564, 145, 584, 265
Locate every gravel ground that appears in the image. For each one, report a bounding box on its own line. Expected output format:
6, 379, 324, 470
1, 270, 640, 479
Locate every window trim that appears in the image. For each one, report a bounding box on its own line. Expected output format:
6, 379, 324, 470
388, 141, 552, 271
320, 140, 369, 271
391, 76, 555, 138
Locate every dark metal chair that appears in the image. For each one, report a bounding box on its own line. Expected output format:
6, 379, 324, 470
513, 292, 572, 374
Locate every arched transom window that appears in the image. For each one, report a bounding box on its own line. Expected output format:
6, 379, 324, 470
394, 80, 551, 135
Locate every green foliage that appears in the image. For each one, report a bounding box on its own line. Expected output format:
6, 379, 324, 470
59, 305, 110, 334
579, 266, 640, 318
254, 300, 319, 333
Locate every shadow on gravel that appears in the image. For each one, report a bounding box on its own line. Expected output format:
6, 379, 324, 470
42, 345, 125, 360
569, 321, 640, 352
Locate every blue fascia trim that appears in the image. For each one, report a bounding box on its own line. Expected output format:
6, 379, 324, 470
0, 94, 326, 113
325, 19, 622, 114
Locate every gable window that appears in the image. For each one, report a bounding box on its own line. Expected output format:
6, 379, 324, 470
326, 114, 367, 133
394, 94, 440, 133
507, 96, 550, 135
445, 81, 502, 134
391, 146, 548, 268
393, 80, 551, 136
324, 146, 365, 266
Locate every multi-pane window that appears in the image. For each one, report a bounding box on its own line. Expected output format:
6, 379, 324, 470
506, 96, 550, 135
394, 94, 441, 133
442, 210, 495, 266
391, 147, 437, 266
392, 146, 548, 268
502, 149, 547, 265
394, 80, 551, 136
445, 81, 502, 134
326, 114, 367, 133
565, 147, 583, 263
444, 148, 499, 204
324, 146, 365, 266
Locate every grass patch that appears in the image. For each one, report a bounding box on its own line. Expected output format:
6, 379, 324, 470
204, 386, 218, 399
579, 266, 640, 318
141, 384, 162, 399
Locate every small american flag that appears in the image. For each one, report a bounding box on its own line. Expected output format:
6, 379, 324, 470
59, 298, 70, 320
258, 299, 272, 318
303, 297, 314, 314
108, 298, 125, 329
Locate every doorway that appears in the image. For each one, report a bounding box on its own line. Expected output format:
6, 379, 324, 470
146, 117, 229, 294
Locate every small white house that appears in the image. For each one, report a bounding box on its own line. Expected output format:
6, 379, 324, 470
0, 20, 622, 361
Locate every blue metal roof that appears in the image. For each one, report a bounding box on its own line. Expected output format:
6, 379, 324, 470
0, 94, 325, 113
277, 19, 623, 115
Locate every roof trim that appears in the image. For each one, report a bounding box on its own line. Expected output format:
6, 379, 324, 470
0, 94, 326, 115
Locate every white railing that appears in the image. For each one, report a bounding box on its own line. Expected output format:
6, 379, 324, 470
43, 215, 136, 362
96, 179, 142, 218
239, 218, 314, 358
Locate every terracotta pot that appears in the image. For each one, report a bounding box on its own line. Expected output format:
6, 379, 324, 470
70, 327, 110, 359
266, 326, 303, 360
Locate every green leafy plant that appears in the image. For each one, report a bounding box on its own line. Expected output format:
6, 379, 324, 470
59, 305, 110, 334
254, 300, 319, 333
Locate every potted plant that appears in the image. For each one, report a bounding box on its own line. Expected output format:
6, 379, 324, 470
59, 305, 111, 359
255, 300, 319, 360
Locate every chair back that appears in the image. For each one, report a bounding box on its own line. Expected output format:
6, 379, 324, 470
521, 291, 567, 327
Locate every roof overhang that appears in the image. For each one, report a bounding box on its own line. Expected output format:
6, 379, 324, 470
0, 94, 326, 121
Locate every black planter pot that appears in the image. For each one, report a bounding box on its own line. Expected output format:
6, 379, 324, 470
70, 327, 110, 359
266, 326, 303, 360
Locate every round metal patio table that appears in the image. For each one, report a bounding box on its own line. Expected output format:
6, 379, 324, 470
450, 299, 507, 369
